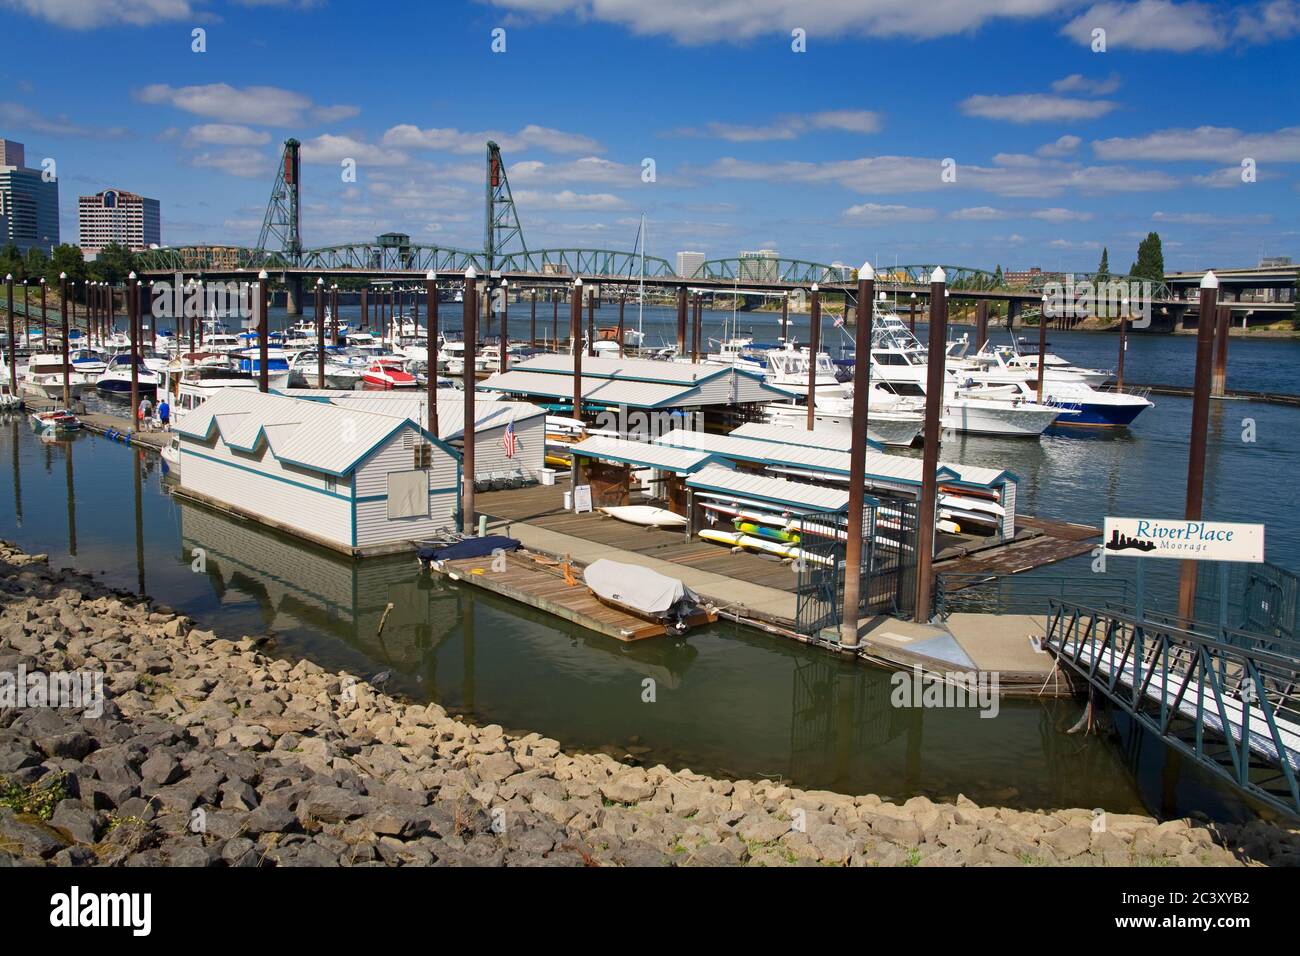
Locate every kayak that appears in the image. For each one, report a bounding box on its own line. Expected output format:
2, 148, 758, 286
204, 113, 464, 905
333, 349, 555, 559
600, 505, 688, 528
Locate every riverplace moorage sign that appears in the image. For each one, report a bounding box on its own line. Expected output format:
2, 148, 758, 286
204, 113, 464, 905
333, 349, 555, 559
1103, 517, 1265, 563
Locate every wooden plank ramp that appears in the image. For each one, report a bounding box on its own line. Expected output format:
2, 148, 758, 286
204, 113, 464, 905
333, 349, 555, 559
428, 549, 689, 642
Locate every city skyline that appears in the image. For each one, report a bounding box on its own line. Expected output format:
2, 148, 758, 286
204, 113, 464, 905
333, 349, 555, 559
0, 0, 1296, 272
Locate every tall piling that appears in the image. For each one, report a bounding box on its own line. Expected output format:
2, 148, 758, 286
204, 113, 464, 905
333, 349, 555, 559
914, 269, 948, 623
840, 264, 875, 647
462, 268, 479, 534
1178, 272, 1220, 622
806, 285, 821, 430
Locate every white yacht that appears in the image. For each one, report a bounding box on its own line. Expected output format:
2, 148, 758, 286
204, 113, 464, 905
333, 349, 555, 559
22, 353, 85, 401
763, 384, 925, 447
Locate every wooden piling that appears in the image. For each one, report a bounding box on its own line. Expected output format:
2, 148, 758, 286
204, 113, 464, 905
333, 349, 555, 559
914, 270, 948, 623
1178, 274, 1219, 622
840, 266, 874, 647
806, 285, 821, 431
462, 269, 479, 534
1212, 303, 1230, 397
571, 277, 584, 421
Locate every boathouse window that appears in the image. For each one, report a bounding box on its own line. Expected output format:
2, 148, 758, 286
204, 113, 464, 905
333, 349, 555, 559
387, 470, 429, 519
413, 443, 432, 469
325, 477, 337, 493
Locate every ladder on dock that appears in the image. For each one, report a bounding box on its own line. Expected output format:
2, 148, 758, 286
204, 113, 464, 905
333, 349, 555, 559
1044, 599, 1300, 819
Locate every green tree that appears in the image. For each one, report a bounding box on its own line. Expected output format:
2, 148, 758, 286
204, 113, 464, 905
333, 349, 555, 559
23, 246, 48, 284
0, 242, 21, 282
1131, 232, 1165, 283
88, 242, 135, 285
45, 244, 88, 289
1097, 247, 1109, 276
993, 264, 1004, 286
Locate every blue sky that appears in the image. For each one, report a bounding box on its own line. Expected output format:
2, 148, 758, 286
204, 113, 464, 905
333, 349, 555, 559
1, 0, 1296, 273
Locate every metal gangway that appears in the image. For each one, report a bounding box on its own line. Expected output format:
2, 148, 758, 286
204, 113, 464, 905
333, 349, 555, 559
1044, 599, 1300, 818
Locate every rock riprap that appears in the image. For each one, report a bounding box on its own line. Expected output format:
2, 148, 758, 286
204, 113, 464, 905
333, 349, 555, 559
0, 541, 1291, 867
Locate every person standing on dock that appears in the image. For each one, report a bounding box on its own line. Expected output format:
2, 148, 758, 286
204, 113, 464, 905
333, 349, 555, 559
138, 396, 153, 432
158, 396, 170, 432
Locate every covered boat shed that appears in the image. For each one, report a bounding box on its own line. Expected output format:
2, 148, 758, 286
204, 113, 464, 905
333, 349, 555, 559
567, 435, 718, 513
175, 388, 461, 556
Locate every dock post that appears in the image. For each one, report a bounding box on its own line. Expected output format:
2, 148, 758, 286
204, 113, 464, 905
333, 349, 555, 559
530, 289, 537, 347
1036, 293, 1049, 402
1117, 302, 1127, 391
974, 300, 989, 350
462, 267, 479, 534
39, 277, 46, 346
500, 278, 510, 371
59, 272, 70, 408
1212, 303, 1230, 397
806, 284, 820, 431
909, 292, 917, 332
189, 283, 196, 356
128, 272, 139, 418
586, 285, 595, 357
617, 292, 625, 358
914, 268, 948, 623
690, 293, 700, 362
1178, 272, 1219, 623
781, 293, 789, 342
257, 271, 269, 392
4, 274, 13, 399
360, 286, 368, 331
571, 277, 584, 421
552, 290, 559, 348
840, 263, 875, 647
331, 285, 339, 344
314, 278, 325, 388
425, 270, 438, 433
676, 286, 687, 356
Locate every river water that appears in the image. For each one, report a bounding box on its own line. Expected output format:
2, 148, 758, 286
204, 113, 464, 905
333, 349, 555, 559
3, 311, 1297, 822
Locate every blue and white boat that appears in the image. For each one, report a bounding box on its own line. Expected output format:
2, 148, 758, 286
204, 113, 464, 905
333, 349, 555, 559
96, 354, 159, 397
68, 348, 108, 385
1041, 379, 1153, 428
231, 348, 291, 391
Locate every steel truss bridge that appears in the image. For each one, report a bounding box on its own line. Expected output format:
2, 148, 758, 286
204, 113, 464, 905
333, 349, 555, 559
132, 137, 1172, 303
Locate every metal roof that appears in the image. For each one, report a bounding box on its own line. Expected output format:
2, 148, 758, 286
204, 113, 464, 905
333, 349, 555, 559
686, 465, 851, 513
657, 429, 1015, 489
177, 386, 450, 477
570, 435, 716, 474
478, 369, 690, 409
510, 353, 728, 385
730, 421, 883, 453
270, 387, 543, 440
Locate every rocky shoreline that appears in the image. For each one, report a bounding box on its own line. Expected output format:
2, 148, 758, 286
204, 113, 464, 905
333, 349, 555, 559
0, 541, 1294, 867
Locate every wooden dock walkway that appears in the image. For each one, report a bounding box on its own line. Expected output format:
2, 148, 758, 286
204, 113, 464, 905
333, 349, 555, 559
428, 548, 688, 642
25, 398, 169, 453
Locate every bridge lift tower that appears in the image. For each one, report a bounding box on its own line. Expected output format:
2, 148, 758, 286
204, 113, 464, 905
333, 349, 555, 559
256, 138, 305, 312
484, 140, 526, 274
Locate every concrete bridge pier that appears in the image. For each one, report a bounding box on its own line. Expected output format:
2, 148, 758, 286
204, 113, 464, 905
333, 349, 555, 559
284, 274, 304, 316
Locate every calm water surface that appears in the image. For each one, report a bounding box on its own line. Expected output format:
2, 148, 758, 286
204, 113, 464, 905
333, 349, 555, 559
4, 319, 1297, 822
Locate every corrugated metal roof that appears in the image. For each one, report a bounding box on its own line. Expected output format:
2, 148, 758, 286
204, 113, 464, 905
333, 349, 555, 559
478, 369, 688, 408
321, 393, 545, 441
657, 429, 1012, 489
686, 465, 850, 513
730, 421, 883, 453
570, 435, 715, 473
176, 386, 448, 477
511, 353, 718, 385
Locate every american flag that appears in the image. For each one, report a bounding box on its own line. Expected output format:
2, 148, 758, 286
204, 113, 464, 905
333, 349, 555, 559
502, 416, 517, 458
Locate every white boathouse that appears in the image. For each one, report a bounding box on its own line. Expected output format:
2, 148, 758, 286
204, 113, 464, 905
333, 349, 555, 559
175, 388, 461, 556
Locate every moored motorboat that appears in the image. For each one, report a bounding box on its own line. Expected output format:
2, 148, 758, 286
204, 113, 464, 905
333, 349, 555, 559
582, 558, 716, 634
30, 408, 81, 435
362, 358, 416, 388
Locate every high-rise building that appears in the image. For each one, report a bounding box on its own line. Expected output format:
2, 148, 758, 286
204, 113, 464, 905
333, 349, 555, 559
0, 138, 60, 255
78, 188, 161, 257
676, 250, 705, 278
738, 249, 779, 283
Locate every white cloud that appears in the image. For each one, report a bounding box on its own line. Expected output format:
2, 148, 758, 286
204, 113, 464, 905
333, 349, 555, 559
299, 134, 407, 166
1050, 73, 1121, 95
482, 0, 1078, 44
1036, 134, 1082, 157
1093, 125, 1300, 163
512, 190, 628, 210
190, 148, 269, 179
183, 124, 271, 147
381, 123, 601, 155
1061, 0, 1300, 51
1153, 211, 1274, 224
0, 101, 125, 138
1191, 166, 1255, 188
1030, 207, 1094, 221
506, 156, 644, 187
669, 110, 882, 141
1, 0, 199, 28
950, 206, 1012, 220
135, 83, 357, 126
960, 93, 1117, 123
842, 202, 936, 222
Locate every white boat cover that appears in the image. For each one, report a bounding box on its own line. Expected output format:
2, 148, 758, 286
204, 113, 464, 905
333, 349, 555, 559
583, 559, 701, 617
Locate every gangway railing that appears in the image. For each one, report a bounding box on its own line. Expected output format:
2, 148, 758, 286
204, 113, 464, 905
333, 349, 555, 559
1044, 598, 1300, 819
934, 571, 1132, 621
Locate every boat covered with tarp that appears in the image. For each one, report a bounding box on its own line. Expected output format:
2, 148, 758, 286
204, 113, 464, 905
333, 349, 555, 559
582, 558, 715, 634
